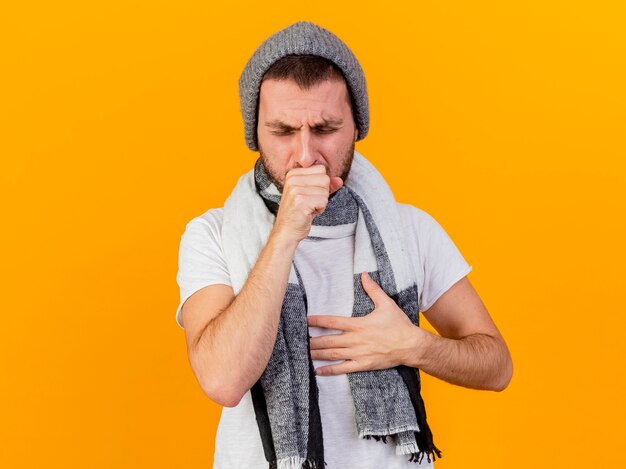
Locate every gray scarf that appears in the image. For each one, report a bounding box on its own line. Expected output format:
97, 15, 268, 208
221, 151, 442, 468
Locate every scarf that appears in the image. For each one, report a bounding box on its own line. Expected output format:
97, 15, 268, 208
221, 150, 442, 468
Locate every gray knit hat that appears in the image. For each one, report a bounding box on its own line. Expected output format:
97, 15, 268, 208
238, 21, 369, 152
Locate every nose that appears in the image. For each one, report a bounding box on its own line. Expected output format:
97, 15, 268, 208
293, 127, 320, 168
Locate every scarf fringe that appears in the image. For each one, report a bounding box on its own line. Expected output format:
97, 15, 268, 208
358, 423, 421, 438
364, 434, 389, 444
396, 440, 420, 455
269, 456, 327, 469
364, 434, 442, 465
407, 447, 442, 465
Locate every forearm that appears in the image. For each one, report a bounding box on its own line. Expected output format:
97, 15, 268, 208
403, 328, 513, 391
191, 230, 298, 406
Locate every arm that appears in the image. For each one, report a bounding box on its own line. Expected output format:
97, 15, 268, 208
404, 276, 513, 391
308, 274, 513, 392
183, 231, 298, 407
182, 165, 343, 407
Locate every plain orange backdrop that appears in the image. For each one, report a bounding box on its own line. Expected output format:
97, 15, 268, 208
1, 1, 625, 468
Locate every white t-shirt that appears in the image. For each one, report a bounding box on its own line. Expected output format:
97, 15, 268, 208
175, 203, 473, 469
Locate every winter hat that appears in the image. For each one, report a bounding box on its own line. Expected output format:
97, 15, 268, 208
238, 21, 369, 151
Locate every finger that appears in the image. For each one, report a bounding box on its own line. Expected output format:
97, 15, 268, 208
286, 172, 331, 185
286, 165, 328, 179
288, 164, 327, 173
287, 185, 332, 197
307, 315, 358, 331
315, 360, 363, 376
360, 272, 390, 307
289, 193, 332, 217
310, 347, 355, 361
330, 176, 344, 194
309, 332, 352, 350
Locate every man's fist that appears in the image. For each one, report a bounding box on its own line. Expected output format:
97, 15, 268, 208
273, 164, 344, 243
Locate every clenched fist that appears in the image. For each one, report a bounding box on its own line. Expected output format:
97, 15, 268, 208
272, 164, 344, 243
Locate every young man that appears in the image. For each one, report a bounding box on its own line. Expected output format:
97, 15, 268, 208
175, 21, 512, 469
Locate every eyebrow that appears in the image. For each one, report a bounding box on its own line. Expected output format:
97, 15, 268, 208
264, 117, 344, 131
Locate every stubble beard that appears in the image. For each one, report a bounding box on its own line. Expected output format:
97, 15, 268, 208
258, 140, 356, 196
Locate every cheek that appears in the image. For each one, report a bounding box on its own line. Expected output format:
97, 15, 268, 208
318, 130, 353, 154
261, 140, 293, 172
261, 135, 291, 157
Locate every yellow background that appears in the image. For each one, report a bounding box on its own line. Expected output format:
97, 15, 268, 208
1, 1, 624, 468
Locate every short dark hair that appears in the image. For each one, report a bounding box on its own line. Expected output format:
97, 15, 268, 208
259, 54, 357, 123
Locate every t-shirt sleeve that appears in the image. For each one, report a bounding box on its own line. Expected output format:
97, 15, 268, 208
400, 204, 473, 312
175, 209, 232, 329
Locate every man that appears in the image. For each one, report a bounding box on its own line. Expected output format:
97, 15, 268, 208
175, 21, 512, 469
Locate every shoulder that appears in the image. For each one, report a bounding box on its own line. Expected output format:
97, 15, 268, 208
396, 202, 463, 250
186, 206, 224, 228
396, 202, 472, 311
396, 203, 440, 234
182, 207, 224, 236
395, 202, 437, 256
178, 207, 226, 254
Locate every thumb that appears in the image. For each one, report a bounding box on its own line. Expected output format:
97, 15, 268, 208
330, 176, 344, 194
361, 271, 389, 307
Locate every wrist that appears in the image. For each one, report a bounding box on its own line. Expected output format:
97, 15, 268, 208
402, 325, 437, 369
268, 229, 300, 252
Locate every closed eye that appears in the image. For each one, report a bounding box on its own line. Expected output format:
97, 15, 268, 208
270, 128, 339, 136
314, 128, 339, 134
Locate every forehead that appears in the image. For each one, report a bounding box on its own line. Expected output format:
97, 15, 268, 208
258, 78, 350, 116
